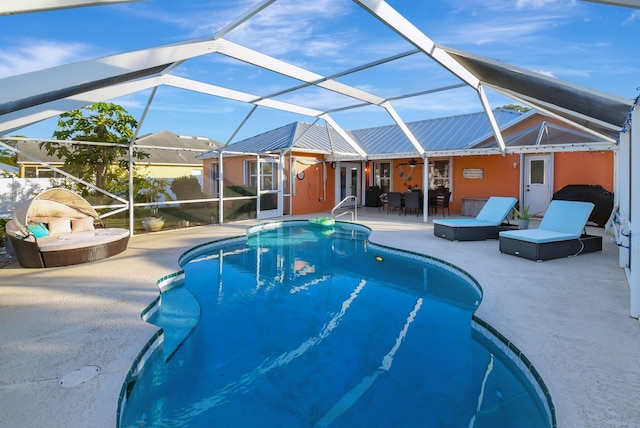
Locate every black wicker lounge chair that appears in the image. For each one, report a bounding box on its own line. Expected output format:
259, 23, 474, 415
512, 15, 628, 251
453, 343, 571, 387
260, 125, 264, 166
499, 200, 602, 261
433, 196, 518, 241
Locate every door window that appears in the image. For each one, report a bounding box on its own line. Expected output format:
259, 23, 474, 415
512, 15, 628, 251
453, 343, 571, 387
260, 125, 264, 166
530, 159, 545, 184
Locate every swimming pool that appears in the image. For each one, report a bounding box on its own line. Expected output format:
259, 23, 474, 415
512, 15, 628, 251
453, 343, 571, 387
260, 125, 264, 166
119, 220, 554, 427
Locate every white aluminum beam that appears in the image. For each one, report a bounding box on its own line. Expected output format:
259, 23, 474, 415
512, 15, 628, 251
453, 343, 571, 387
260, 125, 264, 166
0, 39, 217, 108
380, 101, 424, 156
0, 77, 161, 134
320, 114, 367, 158
213, 0, 276, 40
477, 85, 506, 152
163, 75, 323, 117
354, 0, 480, 88
213, 39, 386, 105
0, 0, 140, 15
630, 108, 639, 318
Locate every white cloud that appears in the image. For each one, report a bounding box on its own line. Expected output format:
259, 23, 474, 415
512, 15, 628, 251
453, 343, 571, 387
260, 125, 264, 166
623, 10, 640, 25
532, 69, 555, 78
0, 40, 93, 78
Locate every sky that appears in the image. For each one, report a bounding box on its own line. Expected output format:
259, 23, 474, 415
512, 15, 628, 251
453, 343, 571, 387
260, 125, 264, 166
1, 0, 639, 144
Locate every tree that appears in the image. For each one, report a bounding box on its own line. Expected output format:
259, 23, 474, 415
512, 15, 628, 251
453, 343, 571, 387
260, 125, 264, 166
500, 104, 531, 113
0, 136, 20, 166
137, 176, 173, 217
40, 102, 149, 194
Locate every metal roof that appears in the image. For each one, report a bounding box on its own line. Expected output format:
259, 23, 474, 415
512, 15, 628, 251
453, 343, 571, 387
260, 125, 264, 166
16, 130, 221, 166
200, 109, 529, 159
199, 121, 361, 159
348, 109, 524, 156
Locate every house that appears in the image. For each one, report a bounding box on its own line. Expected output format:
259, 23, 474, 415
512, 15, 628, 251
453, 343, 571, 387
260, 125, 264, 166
15, 130, 223, 182
199, 109, 615, 220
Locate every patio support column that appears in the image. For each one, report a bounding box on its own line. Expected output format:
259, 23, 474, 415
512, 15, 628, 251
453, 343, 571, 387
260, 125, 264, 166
422, 154, 429, 223
617, 127, 630, 272
630, 108, 639, 318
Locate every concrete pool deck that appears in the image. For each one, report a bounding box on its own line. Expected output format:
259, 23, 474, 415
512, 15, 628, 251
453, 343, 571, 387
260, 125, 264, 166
1, 210, 639, 427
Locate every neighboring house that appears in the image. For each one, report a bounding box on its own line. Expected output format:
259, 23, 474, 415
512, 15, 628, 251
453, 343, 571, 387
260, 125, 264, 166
199, 109, 615, 219
15, 130, 223, 182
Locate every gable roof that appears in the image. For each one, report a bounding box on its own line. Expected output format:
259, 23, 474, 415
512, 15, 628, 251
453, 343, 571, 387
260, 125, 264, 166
200, 109, 527, 159
134, 130, 222, 166
16, 130, 222, 166
199, 122, 359, 159
350, 109, 525, 159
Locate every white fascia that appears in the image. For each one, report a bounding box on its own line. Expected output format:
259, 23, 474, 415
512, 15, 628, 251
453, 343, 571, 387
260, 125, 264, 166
381, 101, 424, 156
321, 115, 368, 158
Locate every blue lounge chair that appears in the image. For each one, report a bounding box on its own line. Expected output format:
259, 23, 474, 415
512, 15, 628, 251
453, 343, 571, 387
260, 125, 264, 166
433, 196, 518, 241
499, 200, 602, 261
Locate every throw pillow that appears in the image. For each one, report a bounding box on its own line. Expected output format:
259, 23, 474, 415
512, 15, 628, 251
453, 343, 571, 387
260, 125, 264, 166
71, 217, 95, 233
48, 217, 72, 235
26, 222, 49, 239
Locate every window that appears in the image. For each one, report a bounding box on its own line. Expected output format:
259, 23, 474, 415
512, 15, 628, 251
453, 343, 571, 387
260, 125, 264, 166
246, 159, 277, 191
209, 163, 219, 197
428, 158, 451, 190
374, 162, 391, 194
530, 159, 545, 185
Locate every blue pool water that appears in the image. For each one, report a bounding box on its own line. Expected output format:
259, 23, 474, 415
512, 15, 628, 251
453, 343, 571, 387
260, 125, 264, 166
120, 221, 553, 427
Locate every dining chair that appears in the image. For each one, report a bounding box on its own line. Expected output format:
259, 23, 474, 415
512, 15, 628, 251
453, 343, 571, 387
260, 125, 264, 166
430, 191, 451, 217
387, 192, 403, 215
404, 191, 421, 216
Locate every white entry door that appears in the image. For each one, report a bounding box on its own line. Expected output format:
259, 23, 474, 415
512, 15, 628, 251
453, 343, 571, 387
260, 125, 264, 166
257, 158, 282, 219
338, 163, 360, 207
523, 154, 552, 216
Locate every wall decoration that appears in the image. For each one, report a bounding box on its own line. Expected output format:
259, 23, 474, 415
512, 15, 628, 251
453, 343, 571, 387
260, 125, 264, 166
463, 168, 484, 179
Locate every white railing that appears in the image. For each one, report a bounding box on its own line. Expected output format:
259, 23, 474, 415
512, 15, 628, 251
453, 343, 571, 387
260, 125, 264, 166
331, 195, 358, 221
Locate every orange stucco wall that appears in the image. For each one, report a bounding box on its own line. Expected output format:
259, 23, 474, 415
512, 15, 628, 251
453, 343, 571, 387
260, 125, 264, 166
202, 153, 336, 215
391, 160, 426, 193
449, 154, 522, 213
292, 155, 336, 214
448, 151, 613, 214
554, 151, 613, 193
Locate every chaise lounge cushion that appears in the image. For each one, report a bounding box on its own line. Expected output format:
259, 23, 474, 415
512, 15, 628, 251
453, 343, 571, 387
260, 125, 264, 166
499, 200, 595, 243
35, 228, 130, 252
434, 196, 517, 228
